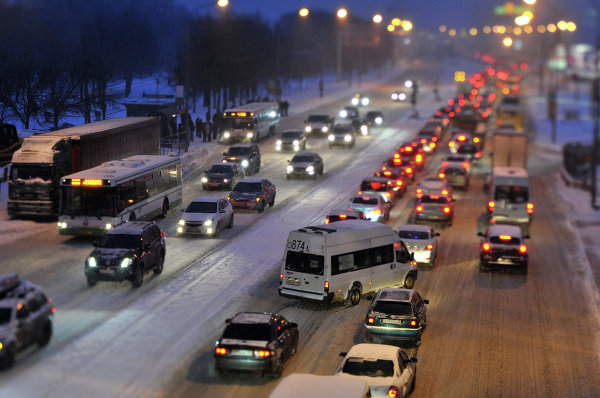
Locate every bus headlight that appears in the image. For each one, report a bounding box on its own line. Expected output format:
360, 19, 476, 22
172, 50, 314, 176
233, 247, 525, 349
305, 126, 312, 132
399, 93, 406, 101
322, 126, 328, 132
241, 159, 249, 168
361, 97, 369, 106
178, 219, 185, 226
392, 93, 398, 100
339, 110, 348, 118
177, 226, 183, 234
246, 132, 253, 138
87, 257, 97, 268
328, 134, 335, 141
375, 117, 383, 124
306, 165, 314, 173
344, 134, 352, 142
201, 177, 208, 183
120, 258, 132, 268
293, 145, 300, 151
286, 165, 293, 173
351, 98, 359, 105
293, 140, 299, 146
223, 131, 230, 138
105, 223, 112, 230
205, 219, 213, 226
223, 178, 228, 183
276, 140, 282, 145
57, 221, 67, 229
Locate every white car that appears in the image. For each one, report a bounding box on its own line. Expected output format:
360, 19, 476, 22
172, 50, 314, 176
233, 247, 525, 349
397, 224, 440, 266
177, 197, 234, 236
348, 194, 390, 222
336, 343, 417, 398
415, 177, 452, 199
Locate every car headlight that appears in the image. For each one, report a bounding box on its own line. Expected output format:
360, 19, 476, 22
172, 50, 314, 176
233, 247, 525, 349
276, 140, 282, 145
293, 140, 299, 145
105, 223, 112, 230
201, 177, 208, 183
205, 219, 213, 226
87, 257, 97, 268
351, 98, 359, 105
340, 110, 348, 118
375, 117, 383, 124
322, 126, 328, 132
57, 221, 67, 229
344, 134, 352, 142
241, 159, 249, 168
223, 178, 228, 183
392, 93, 398, 100
223, 131, 230, 138
287, 165, 293, 172
361, 125, 368, 131
361, 98, 369, 106
246, 132, 253, 138
120, 258, 132, 268
306, 165, 314, 172
328, 134, 335, 141
399, 93, 406, 100
178, 219, 185, 226
305, 126, 312, 132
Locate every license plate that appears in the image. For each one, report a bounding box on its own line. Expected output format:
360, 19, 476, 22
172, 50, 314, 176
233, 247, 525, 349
497, 258, 513, 264
231, 349, 253, 356
210, 183, 220, 187
382, 319, 404, 325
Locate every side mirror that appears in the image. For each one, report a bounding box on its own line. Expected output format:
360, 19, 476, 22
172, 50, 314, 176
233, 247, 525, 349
366, 293, 374, 301
435, 232, 440, 236
410, 357, 418, 364
222, 152, 227, 156
289, 322, 298, 329
410, 252, 415, 261
339, 352, 347, 357
523, 234, 531, 239
287, 160, 290, 163
225, 318, 231, 324
423, 299, 429, 304
477, 232, 483, 237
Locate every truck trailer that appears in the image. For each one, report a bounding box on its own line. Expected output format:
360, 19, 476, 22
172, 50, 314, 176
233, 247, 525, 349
7, 117, 160, 218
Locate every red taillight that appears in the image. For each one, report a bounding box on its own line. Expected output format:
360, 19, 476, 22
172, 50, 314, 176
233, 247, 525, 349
340, 214, 347, 220
384, 171, 391, 176
367, 317, 375, 324
443, 206, 451, 214
372, 209, 381, 214
416, 205, 423, 213
482, 242, 491, 251
397, 180, 403, 186
52, 307, 56, 313
409, 318, 418, 327
431, 142, 436, 148
462, 162, 470, 169
476, 152, 482, 158
442, 189, 448, 195
325, 281, 329, 289
527, 203, 534, 214
406, 167, 412, 174
416, 154, 423, 163
519, 244, 527, 254
160, 231, 166, 238
448, 142, 455, 148
449, 111, 455, 117
279, 273, 283, 280
499, 235, 512, 241
473, 137, 480, 143
324, 218, 330, 224
425, 244, 433, 250
215, 347, 229, 355
254, 350, 272, 358
394, 153, 400, 159
438, 173, 445, 179
416, 188, 422, 194
388, 388, 398, 397
488, 201, 495, 210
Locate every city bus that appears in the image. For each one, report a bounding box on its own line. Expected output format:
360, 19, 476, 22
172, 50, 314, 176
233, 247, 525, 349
278, 220, 418, 306
220, 102, 280, 143
57, 155, 182, 236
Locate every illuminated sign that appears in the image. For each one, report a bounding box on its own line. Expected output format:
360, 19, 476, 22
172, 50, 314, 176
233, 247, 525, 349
68, 178, 105, 186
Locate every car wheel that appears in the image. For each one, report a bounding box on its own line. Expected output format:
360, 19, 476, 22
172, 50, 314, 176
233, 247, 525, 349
329, 144, 333, 149
86, 275, 98, 287
272, 358, 284, 379
37, 320, 52, 347
291, 340, 298, 356
214, 221, 222, 237
319, 166, 324, 175
479, 260, 488, 272
227, 213, 234, 228
1, 343, 16, 369
132, 265, 144, 288
258, 202, 265, 213
404, 273, 415, 289
269, 196, 275, 207
523, 262, 528, 275
430, 256, 436, 268
347, 286, 361, 306
153, 252, 165, 274
286, 174, 291, 180
161, 198, 169, 218
410, 370, 417, 393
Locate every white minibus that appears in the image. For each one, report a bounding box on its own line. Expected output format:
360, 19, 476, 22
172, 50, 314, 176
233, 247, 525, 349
278, 220, 417, 306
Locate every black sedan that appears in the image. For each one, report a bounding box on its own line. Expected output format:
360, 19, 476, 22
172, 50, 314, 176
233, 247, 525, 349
202, 162, 245, 190
228, 178, 276, 213
365, 110, 384, 127
214, 312, 299, 378
286, 152, 324, 179
478, 225, 529, 273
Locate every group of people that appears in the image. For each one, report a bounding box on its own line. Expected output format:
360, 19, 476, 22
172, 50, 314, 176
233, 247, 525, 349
195, 110, 222, 142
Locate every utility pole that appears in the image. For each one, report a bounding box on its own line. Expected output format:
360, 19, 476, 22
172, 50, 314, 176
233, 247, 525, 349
591, 0, 600, 209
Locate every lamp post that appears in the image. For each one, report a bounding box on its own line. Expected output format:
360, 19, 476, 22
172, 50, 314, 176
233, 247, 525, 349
336, 8, 348, 83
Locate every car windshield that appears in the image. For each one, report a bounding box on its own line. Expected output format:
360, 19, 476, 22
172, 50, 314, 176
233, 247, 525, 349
308, 115, 329, 123
208, 165, 233, 173
282, 131, 302, 139
490, 236, 521, 245
98, 234, 142, 249
292, 155, 314, 163
443, 168, 465, 176
227, 147, 251, 156
333, 125, 351, 133
342, 358, 395, 378
494, 185, 529, 203
367, 112, 381, 118
445, 156, 467, 162
186, 201, 217, 213
234, 182, 262, 193
222, 323, 271, 341
372, 301, 413, 316
398, 231, 430, 240
457, 145, 477, 154
0, 308, 12, 325
421, 196, 449, 204
352, 197, 378, 205
361, 181, 386, 191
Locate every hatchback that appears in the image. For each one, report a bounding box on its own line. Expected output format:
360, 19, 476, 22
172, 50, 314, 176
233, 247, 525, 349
397, 224, 440, 266
478, 224, 529, 273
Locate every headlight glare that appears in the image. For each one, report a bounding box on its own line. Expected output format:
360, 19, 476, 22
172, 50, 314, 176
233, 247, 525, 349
328, 134, 335, 141
241, 159, 249, 168
178, 219, 185, 226
87, 257, 97, 268
120, 258, 132, 268
201, 177, 208, 183
344, 134, 352, 142
287, 165, 293, 172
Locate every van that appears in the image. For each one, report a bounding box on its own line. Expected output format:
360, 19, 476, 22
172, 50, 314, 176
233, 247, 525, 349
269, 373, 370, 398
278, 220, 417, 306
488, 166, 533, 224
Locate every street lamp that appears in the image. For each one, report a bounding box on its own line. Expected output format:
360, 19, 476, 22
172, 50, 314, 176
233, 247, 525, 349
336, 8, 348, 82
299, 8, 309, 17
503, 37, 513, 47
217, 0, 228, 7
337, 8, 347, 19
373, 14, 382, 24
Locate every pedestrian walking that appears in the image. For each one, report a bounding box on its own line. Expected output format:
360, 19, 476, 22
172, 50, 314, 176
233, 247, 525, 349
195, 117, 203, 138
205, 121, 212, 142
318, 79, 324, 98
282, 100, 289, 116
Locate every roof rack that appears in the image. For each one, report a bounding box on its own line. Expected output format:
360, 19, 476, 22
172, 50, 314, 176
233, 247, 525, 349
298, 226, 336, 235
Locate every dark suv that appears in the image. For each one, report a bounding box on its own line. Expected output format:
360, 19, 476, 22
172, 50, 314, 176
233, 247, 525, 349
85, 222, 166, 288
0, 274, 54, 368
202, 162, 245, 190
222, 143, 261, 175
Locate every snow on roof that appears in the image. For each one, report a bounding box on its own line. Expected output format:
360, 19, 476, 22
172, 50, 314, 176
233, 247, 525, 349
30, 117, 157, 139
377, 288, 412, 302
492, 166, 529, 178
190, 196, 220, 203
64, 155, 179, 182
11, 136, 64, 164
397, 224, 431, 233
488, 224, 522, 237
238, 177, 267, 184
269, 374, 369, 398
231, 312, 273, 324
345, 343, 400, 361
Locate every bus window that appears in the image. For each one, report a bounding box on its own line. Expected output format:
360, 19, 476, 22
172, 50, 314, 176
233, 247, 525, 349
285, 251, 324, 275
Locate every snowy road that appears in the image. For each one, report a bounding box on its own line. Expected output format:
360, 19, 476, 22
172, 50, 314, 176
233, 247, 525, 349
2, 61, 600, 397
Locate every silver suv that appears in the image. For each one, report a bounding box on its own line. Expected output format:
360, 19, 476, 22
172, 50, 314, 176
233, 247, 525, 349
0, 274, 54, 368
